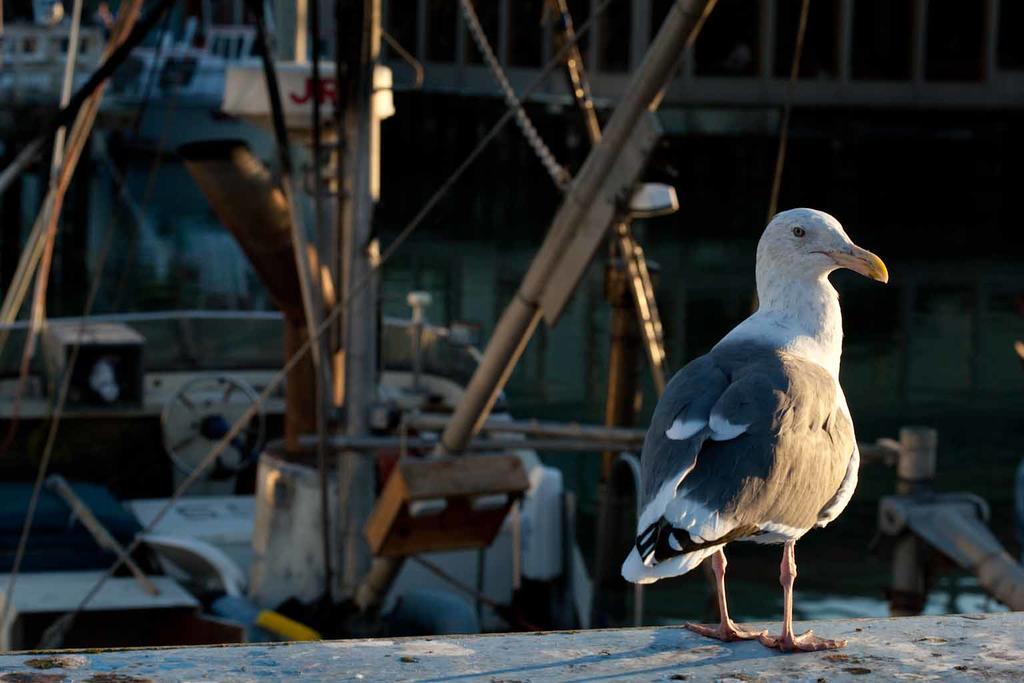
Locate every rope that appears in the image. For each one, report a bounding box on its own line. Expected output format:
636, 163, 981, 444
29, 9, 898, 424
0, 0, 147, 636
767, 0, 810, 221
37, 0, 618, 648
0, 0, 86, 455
459, 0, 571, 191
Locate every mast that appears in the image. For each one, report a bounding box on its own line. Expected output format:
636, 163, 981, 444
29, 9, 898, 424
336, 0, 381, 599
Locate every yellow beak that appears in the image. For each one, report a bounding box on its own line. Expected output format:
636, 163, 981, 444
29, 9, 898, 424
828, 245, 889, 283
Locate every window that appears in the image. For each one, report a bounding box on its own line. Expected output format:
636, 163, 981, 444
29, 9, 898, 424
997, 1, 1024, 70
464, 0, 500, 65
426, 0, 456, 62
508, 0, 543, 67
851, 0, 912, 79
774, 0, 839, 79
925, 0, 983, 81
598, 0, 630, 72
385, 0, 418, 61
695, 0, 759, 77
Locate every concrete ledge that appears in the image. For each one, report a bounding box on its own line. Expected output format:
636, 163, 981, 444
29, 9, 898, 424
1, 613, 1022, 681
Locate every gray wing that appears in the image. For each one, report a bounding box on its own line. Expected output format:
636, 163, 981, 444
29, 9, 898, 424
674, 349, 856, 534
639, 353, 729, 506
633, 343, 856, 568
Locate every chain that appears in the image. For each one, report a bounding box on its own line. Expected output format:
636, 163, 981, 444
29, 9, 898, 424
459, 0, 572, 191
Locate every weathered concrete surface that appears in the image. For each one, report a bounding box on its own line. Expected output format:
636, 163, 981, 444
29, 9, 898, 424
0, 613, 1022, 682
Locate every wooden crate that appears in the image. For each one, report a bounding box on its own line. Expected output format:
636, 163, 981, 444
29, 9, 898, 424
364, 455, 529, 558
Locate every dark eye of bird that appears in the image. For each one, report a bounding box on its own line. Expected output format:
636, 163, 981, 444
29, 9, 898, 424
792, 226, 806, 237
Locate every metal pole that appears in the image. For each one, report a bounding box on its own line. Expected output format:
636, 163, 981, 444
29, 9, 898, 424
890, 427, 937, 616
547, 0, 602, 144
438, 0, 709, 454
592, 260, 641, 627
337, 0, 381, 598
406, 414, 646, 444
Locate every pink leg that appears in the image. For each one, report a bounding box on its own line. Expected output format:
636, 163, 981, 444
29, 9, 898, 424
686, 549, 766, 642
759, 542, 847, 652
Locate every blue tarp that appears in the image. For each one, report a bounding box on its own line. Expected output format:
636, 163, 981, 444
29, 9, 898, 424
0, 482, 142, 572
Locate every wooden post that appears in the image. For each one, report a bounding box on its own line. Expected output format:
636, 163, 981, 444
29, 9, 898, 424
890, 427, 937, 616
896, 426, 937, 493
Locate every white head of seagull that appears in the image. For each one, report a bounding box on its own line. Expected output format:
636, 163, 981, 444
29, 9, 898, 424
756, 208, 887, 298
724, 208, 888, 378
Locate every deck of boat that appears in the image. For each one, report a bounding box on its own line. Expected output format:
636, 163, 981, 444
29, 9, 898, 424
0, 612, 1020, 681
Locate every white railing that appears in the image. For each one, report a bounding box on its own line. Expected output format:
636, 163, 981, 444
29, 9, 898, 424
380, 0, 1024, 110
0, 22, 103, 101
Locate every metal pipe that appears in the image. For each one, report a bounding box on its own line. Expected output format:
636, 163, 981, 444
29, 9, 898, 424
439, 0, 711, 455
547, 0, 602, 145
337, 0, 382, 599
406, 292, 432, 391
407, 414, 645, 445
907, 504, 1024, 611
52, 0, 85, 162
285, 434, 647, 454
307, 0, 335, 608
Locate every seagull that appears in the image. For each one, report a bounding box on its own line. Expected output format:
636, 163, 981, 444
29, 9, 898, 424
621, 208, 888, 652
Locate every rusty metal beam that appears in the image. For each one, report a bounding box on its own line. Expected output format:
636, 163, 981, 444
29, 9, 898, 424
180, 140, 316, 449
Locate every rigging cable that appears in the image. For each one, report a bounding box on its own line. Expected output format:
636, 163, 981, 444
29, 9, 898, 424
0, 0, 149, 454
0, 0, 86, 456
0, 0, 177, 351
766, 0, 810, 221
36, 0, 620, 648
2, 28, 186, 458
0, 0, 146, 634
